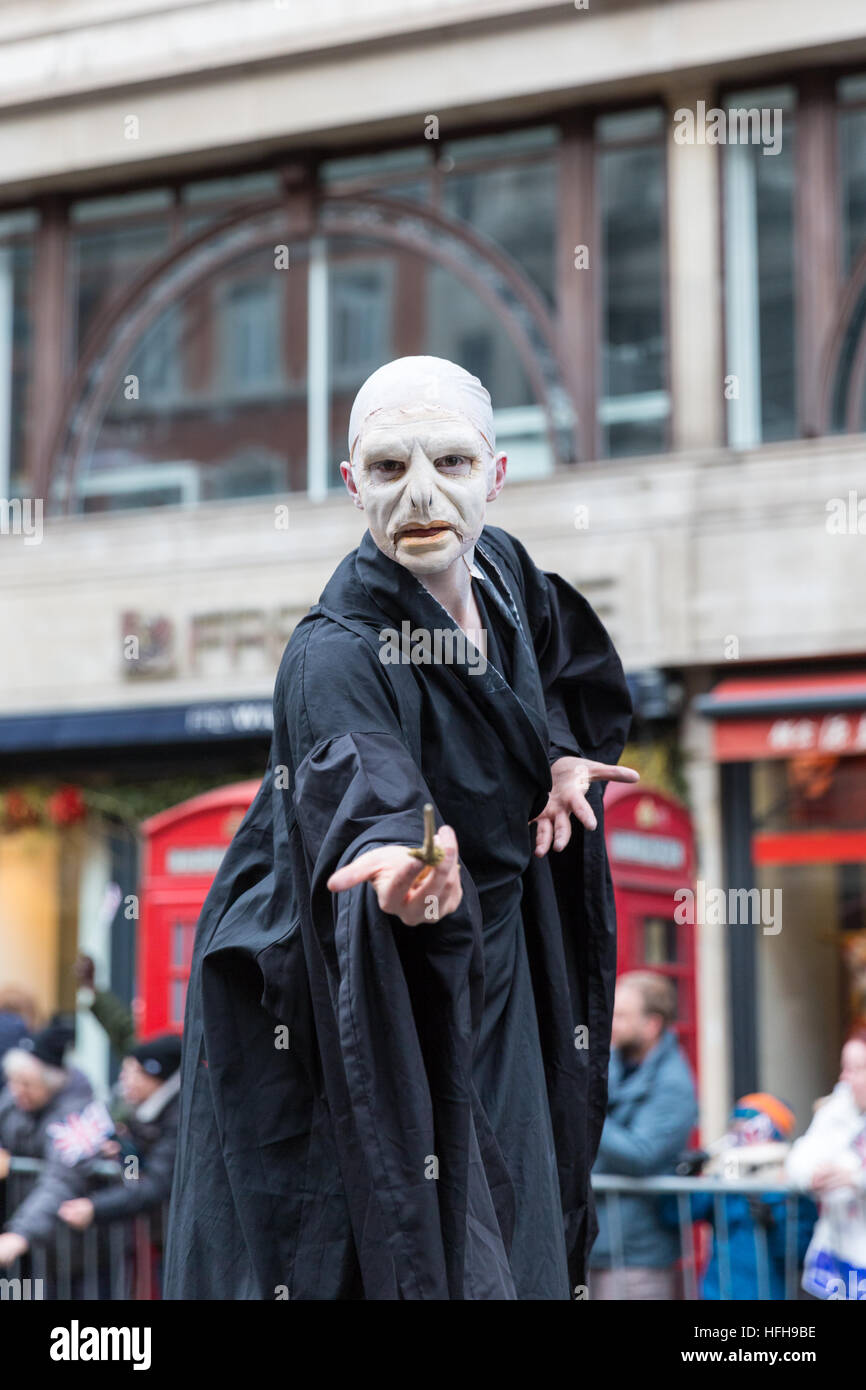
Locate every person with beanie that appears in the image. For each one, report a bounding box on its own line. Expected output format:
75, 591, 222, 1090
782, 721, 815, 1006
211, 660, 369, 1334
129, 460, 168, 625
58, 1033, 182, 1232
661, 1092, 816, 1300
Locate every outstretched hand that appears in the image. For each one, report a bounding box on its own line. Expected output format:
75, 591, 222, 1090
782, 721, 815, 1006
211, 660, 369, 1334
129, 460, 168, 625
327, 824, 462, 926
532, 755, 640, 855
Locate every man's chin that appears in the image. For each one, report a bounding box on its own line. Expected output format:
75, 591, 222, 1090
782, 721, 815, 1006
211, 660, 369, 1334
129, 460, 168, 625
383, 528, 461, 571
394, 539, 466, 574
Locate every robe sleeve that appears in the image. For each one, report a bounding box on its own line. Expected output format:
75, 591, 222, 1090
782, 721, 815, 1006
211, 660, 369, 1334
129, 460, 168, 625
269, 619, 494, 1300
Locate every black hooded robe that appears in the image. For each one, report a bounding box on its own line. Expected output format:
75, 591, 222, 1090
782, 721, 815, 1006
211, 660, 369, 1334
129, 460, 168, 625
164, 524, 632, 1300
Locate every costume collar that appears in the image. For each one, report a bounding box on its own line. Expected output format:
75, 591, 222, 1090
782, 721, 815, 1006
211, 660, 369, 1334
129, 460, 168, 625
350, 529, 551, 792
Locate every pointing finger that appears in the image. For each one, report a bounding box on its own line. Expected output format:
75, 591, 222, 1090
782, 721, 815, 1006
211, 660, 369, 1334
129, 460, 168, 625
327, 851, 384, 893
585, 762, 640, 784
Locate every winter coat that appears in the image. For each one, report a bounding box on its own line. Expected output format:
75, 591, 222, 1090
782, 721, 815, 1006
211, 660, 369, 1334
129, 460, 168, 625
89, 1071, 180, 1224
591, 1029, 698, 1269
787, 1081, 866, 1293
0, 1069, 95, 1243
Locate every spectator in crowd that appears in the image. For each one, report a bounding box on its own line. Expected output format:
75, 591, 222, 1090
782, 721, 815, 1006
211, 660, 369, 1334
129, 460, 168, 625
662, 1093, 816, 1299
59, 1034, 181, 1233
589, 971, 698, 1299
787, 1033, 866, 1300
74, 954, 136, 1059
0, 1020, 108, 1268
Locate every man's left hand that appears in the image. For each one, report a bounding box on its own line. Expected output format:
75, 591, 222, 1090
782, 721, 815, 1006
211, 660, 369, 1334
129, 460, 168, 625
532, 756, 639, 854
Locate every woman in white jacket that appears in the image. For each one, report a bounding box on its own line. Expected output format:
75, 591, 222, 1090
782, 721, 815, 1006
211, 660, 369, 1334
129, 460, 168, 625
786, 1035, 866, 1299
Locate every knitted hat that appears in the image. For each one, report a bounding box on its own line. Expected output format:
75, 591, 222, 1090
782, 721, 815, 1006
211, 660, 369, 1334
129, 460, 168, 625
730, 1092, 795, 1143
19, 1019, 75, 1069
130, 1034, 182, 1080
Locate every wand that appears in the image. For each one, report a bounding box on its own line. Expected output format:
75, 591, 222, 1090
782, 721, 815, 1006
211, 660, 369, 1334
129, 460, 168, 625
407, 803, 444, 882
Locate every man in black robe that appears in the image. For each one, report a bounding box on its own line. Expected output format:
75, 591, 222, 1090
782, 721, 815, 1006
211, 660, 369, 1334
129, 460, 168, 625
164, 356, 635, 1300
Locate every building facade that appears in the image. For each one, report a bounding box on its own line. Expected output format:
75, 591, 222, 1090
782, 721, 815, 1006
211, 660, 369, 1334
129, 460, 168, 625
1, 0, 866, 1132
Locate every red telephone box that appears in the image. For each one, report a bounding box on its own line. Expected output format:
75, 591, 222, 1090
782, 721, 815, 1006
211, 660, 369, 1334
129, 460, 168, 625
604, 785, 698, 1080
138, 781, 260, 1035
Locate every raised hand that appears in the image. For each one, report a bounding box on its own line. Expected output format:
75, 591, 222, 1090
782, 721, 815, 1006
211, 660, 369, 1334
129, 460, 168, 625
327, 824, 462, 926
532, 755, 640, 855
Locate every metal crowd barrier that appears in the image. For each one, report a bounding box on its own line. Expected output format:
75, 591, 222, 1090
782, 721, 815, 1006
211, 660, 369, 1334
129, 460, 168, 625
2, 1156, 169, 1301
591, 1173, 809, 1301
2, 1160, 811, 1301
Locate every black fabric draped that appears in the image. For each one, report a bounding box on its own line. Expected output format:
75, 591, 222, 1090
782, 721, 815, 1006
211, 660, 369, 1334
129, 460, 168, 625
164, 525, 632, 1300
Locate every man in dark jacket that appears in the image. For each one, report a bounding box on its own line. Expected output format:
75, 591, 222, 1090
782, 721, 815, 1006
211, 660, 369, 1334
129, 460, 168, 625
0, 1021, 99, 1268
590, 971, 698, 1299
58, 1034, 181, 1231
166, 356, 636, 1300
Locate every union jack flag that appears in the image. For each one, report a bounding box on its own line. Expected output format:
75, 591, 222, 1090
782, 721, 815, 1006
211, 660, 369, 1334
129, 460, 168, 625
46, 1101, 116, 1166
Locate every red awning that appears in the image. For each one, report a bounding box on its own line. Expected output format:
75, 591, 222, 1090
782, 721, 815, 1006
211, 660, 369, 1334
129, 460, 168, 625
697, 673, 866, 761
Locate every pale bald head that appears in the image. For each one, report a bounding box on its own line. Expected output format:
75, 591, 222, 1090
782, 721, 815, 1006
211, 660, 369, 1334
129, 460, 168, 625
348, 356, 496, 480
340, 355, 507, 578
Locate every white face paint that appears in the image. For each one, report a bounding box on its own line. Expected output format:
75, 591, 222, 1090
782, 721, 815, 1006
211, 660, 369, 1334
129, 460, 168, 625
343, 406, 503, 577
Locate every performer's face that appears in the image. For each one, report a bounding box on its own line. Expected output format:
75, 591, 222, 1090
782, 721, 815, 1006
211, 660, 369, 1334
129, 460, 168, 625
342, 407, 506, 576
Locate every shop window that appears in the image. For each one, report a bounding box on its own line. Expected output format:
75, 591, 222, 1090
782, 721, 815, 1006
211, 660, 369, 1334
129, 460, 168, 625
128, 306, 184, 406
439, 127, 558, 308
722, 86, 797, 446
220, 279, 283, 396
0, 210, 36, 499
832, 76, 866, 432
182, 171, 281, 209
320, 146, 431, 189
70, 241, 306, 512
329, 260, 392, 386
839, 74, 866, 274
597, 108, 669, 457
70, 190, 173, 354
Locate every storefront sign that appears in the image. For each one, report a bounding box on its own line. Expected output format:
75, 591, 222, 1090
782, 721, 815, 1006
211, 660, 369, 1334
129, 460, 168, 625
122, 605, 305, 682
715, 712, 866, 761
